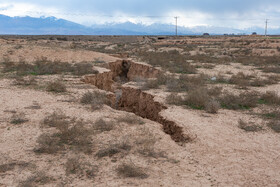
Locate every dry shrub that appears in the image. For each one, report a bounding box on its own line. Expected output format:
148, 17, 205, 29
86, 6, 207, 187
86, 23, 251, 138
205, 99, 220, 114
93, 119, 114, 132
185, 87, 209, 110
72, 62, 98, 75
141, 73, 168, 90
2, 57, 97, 76
167, 86, 221, 113
96, 142, 131, 158
138, 50, 196, 74
166, 74, 206, 92
55, 120, 93, 154
42, 111, 71, 128
268, 121, 280, 133
117, 115, 145, 125
33, 133, 62, 154
0, 161, 30, 173
19, 171, 54, 187
260, 91, 280, 105
229, 72, 252, 89
250, 78, 267, 87
13, 76, 37, 86
80, 91, 109, 110
238, 119, 262, 132
166, 93, 185, 106
10, 113, 28, 124
220, 91, 259, 110
46, 80, 67, 93
65, 157, 98, 178
135, 128, 165, 158
116, 163, 148, 179
141, 79, 160, 90
35, 117, 93, 154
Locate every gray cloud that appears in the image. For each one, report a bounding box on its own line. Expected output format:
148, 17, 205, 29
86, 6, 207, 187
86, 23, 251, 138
0, 0, 280, 28
2, 0, 280, 15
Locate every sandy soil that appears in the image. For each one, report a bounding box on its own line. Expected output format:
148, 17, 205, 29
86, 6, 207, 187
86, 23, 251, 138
0, 36, 280, 187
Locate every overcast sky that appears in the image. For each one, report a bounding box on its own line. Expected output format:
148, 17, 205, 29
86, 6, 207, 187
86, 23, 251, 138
0, 0, 280, 28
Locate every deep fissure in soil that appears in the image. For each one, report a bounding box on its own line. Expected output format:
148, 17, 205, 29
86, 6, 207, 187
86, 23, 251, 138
83, 60, 190, 143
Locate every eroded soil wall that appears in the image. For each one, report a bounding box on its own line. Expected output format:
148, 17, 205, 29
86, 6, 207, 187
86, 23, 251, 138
83, 60, 190, 143
118, 87, 190, 142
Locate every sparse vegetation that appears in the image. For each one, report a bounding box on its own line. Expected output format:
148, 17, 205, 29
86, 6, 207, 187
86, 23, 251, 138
137, 50, 196, 74
2, 57, 98, 76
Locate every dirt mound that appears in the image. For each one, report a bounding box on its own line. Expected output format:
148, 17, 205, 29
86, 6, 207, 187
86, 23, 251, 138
83, 60, 190, 143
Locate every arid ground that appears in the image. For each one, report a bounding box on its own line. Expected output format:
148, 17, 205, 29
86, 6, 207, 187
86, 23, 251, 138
0, 35, 280, 186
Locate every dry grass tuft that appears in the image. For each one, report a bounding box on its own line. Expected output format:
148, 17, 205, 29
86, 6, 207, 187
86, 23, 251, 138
93, 119, 114, 132
117, 115, 145, 125
65, 157, 98, 178
205, 99, 220, 114
220, 91, 259, 110
0, 161, 30, 173
10, 113, 28, 124
268, 121, 280, 133
2, 57, 97, 76
137, 50, 196, 74
116, 163, 148, 179
95, 142, 131, 158
260, 91, 280, 105
13, 76, 37, 86
238, 119, 262, 132
18, 171, 54, 187
46, 80, 67, 93
35, 116, 93, 154
80, 91, 110, 110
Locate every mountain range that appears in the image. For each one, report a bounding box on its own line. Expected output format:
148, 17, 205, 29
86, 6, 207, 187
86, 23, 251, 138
0, 14, 279, 35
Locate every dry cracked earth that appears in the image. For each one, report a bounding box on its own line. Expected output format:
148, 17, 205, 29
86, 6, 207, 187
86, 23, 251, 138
0, 35, 280, 186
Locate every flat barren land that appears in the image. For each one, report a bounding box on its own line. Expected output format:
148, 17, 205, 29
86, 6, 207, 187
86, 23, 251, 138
0, 35, 279, 186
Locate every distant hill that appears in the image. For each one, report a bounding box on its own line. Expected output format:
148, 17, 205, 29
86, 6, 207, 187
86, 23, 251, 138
0, 14, 279, 35
0, 15, 95, 35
